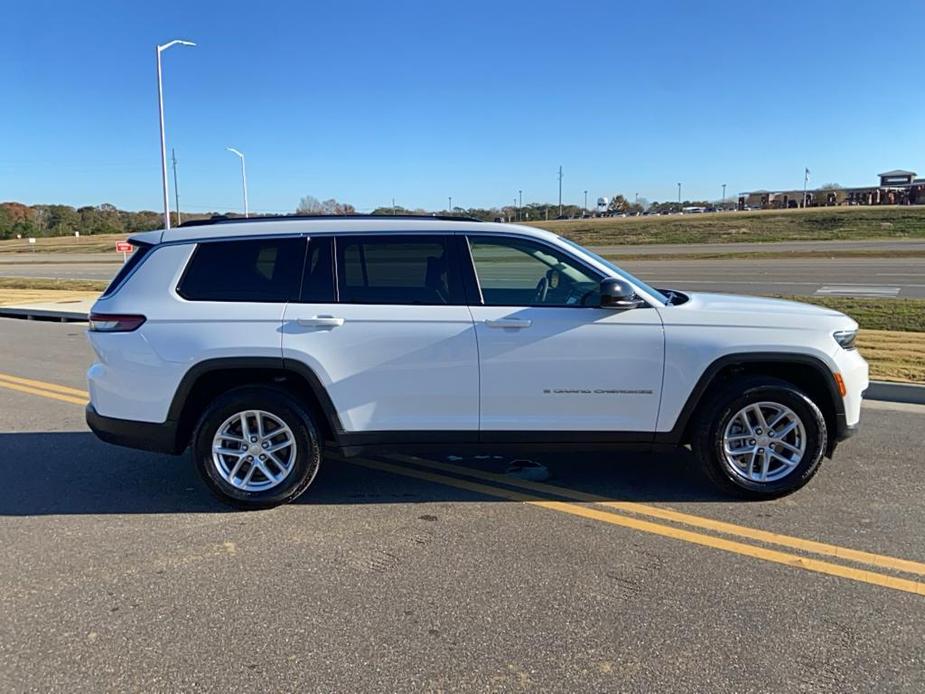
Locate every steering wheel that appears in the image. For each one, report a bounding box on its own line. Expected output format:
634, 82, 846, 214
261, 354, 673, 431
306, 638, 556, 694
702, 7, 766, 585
533, 276, 549, 304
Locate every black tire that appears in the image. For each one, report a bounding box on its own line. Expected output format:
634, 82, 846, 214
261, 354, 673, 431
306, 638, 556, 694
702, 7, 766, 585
692, 377, 828, 499
192, 386, 321, 509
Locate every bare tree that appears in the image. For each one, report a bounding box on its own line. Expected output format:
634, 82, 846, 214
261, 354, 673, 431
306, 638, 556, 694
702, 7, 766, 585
297, 196, 356, 215
296, 195, 323, 214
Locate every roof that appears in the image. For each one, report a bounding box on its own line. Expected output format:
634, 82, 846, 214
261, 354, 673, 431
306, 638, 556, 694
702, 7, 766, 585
178, 213, 481, 227
128, 217, 556, 246
878, 170, 917, 177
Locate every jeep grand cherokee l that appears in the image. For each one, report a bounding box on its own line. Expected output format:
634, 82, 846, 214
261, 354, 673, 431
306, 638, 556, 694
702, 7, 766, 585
86, 216, 867, 508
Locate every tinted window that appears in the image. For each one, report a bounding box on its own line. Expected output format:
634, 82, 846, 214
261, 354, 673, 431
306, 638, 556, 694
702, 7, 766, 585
102, 242, 152, 297
336, 235, 462, 305
178, 237, 304, 302
299, 236, 336, 303
468, 236, 601, 307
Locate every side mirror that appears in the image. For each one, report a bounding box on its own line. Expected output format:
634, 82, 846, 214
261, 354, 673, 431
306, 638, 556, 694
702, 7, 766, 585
600, 278, 646, 310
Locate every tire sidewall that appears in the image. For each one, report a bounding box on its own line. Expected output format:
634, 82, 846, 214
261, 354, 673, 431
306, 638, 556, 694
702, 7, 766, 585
708, 384, 827, 496
193, 388, 321, 508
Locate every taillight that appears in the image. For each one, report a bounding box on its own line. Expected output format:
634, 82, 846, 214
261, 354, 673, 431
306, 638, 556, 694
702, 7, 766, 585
88, 313, 146, 332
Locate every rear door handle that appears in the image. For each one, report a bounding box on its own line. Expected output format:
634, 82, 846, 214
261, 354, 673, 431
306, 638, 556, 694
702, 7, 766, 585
484, 319, 532, 329
296, 315, 344, 328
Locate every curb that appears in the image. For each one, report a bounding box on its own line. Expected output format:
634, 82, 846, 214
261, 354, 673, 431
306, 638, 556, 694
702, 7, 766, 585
0, 306, 90, 322
2, 304, 925, 406
865, 381, 925, 406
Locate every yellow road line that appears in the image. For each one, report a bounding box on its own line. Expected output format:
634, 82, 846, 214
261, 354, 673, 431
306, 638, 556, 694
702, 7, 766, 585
0, 379, 89, 406
396, 455, 925, 578
6, 372, 924, 595
351, 457, 925, 596
0, 372, 89, 398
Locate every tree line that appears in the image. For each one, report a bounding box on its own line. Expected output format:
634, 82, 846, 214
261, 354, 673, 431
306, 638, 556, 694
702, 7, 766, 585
1, 191, 731, 240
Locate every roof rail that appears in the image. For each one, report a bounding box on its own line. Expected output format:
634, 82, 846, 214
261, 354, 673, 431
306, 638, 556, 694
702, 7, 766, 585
178, 213, 483, 228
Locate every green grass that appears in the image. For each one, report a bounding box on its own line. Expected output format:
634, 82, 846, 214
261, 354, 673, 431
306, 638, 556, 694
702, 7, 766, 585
777, 296, 925, 333
605, 249, 925, 261
529, 206, 925, 246
0, 277, 109, 292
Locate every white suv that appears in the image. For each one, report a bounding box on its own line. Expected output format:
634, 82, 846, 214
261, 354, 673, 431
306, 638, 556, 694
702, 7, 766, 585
86, 216, 868, 508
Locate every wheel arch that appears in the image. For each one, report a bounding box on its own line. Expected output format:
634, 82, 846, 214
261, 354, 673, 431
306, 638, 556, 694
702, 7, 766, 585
169, 357, 344, 452
663, 352, 845, 449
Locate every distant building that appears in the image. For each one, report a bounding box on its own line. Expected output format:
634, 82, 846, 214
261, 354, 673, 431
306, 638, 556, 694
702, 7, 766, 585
738, 170, 925, 209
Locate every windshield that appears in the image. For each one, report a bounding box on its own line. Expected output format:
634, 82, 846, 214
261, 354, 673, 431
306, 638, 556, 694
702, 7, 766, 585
558, 236, 670, 305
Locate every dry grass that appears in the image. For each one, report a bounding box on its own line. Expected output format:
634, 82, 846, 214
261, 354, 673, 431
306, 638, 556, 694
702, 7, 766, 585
0, 277, 109, 292
0, 233, 127, 254
857, 330, 925, 383
0, 288, 99, 307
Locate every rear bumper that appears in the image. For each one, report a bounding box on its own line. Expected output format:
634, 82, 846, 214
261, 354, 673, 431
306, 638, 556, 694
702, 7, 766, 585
86, 404, 182, 455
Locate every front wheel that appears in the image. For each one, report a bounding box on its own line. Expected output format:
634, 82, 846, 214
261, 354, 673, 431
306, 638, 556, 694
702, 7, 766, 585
692, 378, 828, 499
193, 387, 322, 509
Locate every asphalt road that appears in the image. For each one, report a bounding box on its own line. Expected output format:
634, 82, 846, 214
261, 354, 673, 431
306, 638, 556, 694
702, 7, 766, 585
1, 318, 923, 692
622, 256, 925, 298
2, 244, 923, 298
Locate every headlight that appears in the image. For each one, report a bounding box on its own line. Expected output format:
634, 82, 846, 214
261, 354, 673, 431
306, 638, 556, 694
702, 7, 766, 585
833, 329, 857, 350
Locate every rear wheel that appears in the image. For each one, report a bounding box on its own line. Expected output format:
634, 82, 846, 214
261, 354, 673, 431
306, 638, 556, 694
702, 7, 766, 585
692, 378, 828, 499
193, 387, 321, 509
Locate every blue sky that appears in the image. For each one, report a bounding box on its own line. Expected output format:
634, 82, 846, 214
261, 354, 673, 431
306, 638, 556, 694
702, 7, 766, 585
2, 0, 923, 213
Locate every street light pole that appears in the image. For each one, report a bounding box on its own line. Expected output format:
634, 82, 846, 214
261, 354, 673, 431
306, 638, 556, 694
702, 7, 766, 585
722, 183, 726, 206
677, 182, 682, 205
518, 189, 522, 221
584, 190, 588, 214
156, 39, 196, 231
448, 196, 452, 213
226, 147, 248, 217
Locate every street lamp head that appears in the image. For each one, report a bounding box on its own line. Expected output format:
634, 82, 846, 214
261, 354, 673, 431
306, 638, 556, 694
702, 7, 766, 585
158, 39, 197, 52
226, 147, 245, 159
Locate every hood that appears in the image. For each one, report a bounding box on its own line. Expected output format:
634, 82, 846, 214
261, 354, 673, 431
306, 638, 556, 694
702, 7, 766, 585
666, 292, 858, 330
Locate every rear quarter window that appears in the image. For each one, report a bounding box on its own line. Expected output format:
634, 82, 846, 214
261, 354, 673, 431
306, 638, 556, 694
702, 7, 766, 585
177, 237, 305, 302
101, 243, 153, 297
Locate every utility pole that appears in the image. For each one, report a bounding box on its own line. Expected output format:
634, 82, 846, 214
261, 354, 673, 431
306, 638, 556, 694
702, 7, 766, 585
803, 168, 810, 208
557, 165, 563, 216
171, 148, 181, 226
584, 190, 588, 214
635, 192, 639, 206
722, 183, 727, 206
518, 189, 522, 221
677, 182, 682, 205
392, 198, 396, 215
448, 196, 452, 213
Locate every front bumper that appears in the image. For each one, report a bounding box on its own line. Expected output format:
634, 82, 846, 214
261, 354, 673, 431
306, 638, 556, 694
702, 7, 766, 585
86, 404, 182, 455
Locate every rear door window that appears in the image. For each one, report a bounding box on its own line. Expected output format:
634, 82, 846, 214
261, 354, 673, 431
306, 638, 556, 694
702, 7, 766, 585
178, 237, 305, 302
299, 236, 336, 303
335, 235, 463, 305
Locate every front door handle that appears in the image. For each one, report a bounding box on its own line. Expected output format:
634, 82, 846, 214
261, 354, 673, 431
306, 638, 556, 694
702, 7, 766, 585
296, 315, 344, 328
484, 318, 532, 329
